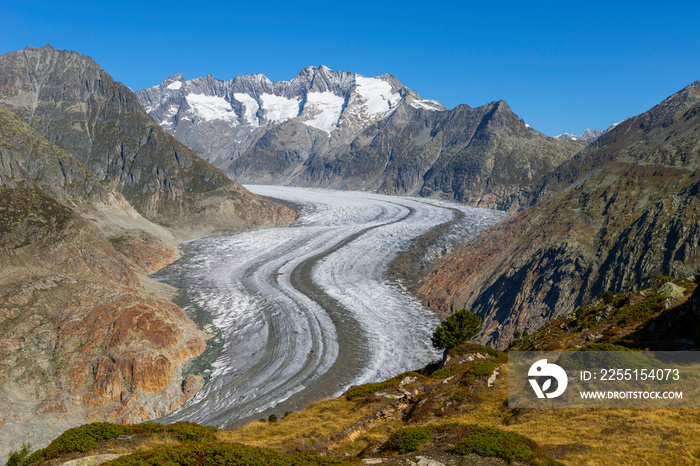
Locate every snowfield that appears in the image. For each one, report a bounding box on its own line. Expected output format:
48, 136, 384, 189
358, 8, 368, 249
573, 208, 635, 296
153, 186, 507, 427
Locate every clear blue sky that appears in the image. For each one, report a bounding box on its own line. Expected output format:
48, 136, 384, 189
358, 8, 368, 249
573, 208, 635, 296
2, 0, 699, 137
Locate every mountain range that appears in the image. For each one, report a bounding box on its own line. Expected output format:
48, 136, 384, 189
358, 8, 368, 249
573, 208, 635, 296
418, 80, 700, 348
2, 43, 700, 459
137, 69, 586, 208
555, 128, 605, 141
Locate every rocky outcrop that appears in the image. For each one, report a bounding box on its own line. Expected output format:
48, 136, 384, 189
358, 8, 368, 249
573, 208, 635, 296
0, 49, 292, 458
138, 69, 585, 208
419, 80, 700, 349
0, 45, 294, 237
0, 186, 206, 451
0, 106, 106, 202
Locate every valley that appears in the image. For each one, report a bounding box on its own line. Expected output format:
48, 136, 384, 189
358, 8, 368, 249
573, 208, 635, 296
150, 186, 507, 427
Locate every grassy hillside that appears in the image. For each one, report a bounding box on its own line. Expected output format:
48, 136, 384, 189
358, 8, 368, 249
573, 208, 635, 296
11, 276, 700, 465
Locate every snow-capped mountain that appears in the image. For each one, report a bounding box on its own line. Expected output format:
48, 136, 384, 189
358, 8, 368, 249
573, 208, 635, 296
137, 67, 584, 208
555, 128, 605, 142
137, 66, 444, 169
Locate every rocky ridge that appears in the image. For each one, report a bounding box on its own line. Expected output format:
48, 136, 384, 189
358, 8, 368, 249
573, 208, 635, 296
0, 105, 208, 457
418, 80, 700, 349
0, 47, 295, 459
0, 45, 293, 238
138, 69, 586, 208
555, 128, 605, 141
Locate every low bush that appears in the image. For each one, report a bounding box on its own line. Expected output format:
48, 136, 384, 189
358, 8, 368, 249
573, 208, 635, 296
345, 379, 394, 401
384, 426, 431, 454
447, 426, 536, 463
471, 360, 497, 377
345, 371, 424, 401
448, 343, 506, 362
6, 443, 31, 466
20, 421, 218, 464
24, 423, 132, 463
102, 443, 351, 466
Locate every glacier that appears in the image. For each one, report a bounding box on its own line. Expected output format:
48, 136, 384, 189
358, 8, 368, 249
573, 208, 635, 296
152, 186, 507, 427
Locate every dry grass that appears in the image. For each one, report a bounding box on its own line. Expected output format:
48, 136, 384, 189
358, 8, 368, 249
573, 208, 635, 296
129, 433, 183, 452
214, 359, 700, 465
217, 397, 380, 451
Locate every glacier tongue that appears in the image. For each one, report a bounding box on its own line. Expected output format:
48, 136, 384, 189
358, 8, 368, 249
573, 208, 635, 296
152, 186, 506, 428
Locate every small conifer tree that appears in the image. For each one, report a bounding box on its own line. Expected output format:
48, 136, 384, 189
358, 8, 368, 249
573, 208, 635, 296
431, 309, 482, 351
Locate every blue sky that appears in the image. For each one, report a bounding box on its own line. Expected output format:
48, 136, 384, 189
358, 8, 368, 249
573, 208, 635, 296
2, 0, 699, 136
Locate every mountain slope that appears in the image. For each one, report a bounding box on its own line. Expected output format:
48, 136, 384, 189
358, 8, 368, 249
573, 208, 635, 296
0, 105, 107, 202
138, 69, 585, 208
418, 80, 700, 349
0, 45, 293, 237
0, 105, 214, 455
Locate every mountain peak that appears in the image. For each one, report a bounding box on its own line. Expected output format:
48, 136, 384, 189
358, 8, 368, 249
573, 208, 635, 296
556, 128, 604, 142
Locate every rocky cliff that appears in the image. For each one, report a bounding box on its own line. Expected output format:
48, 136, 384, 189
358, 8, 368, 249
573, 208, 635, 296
0, 48, 294, 457
138, 69, 585, 208
0, 103, 212, 454
0, 45, 294, 237
419, 80, 700, 349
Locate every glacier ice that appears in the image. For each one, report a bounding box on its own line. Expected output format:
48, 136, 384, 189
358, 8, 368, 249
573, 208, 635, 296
153, 186, 506, 427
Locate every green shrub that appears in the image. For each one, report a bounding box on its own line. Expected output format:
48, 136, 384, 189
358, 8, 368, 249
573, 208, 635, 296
22, 422, 218, 464
108, 235, 130, 247
430, 366, 460, 380
449, 343, 502, 358
432, 309, 482, 351
25, 423, 132, 463
102, 443, 351, 466
345, 371, 424, 401
654, 274, 673, 285
345, 379, 394, 401
471, 360, 497, 377
598, 291, 615, 305
169, 422, 217, 443
6, 443, 32, 466
447, 426, 536, 463
384, 426, 431, 454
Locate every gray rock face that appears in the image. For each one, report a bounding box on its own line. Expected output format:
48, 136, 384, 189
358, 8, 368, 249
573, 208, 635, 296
580, 128, 605, 141
419, 80, 700, 349
138, 70, 584, 208
0, 45, 293, 233
0, 106, 106, 202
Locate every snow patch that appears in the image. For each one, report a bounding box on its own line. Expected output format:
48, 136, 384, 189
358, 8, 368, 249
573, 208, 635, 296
302, 92, 345, 133
166, 105, 179, 117
167, 81, 183, 90
233, 93, 260, 126
260, 93, 302, 123
354, 76, 402, 116
185, 93, 238, 123
410, 99, 445, 111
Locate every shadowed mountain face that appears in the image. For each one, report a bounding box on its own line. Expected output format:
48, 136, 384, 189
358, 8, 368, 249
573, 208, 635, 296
0, 105, 106, 203
139, 70, 585, 208
0, 47, 294, 457
0, 45, 293, 235
419, 81, 700, 349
